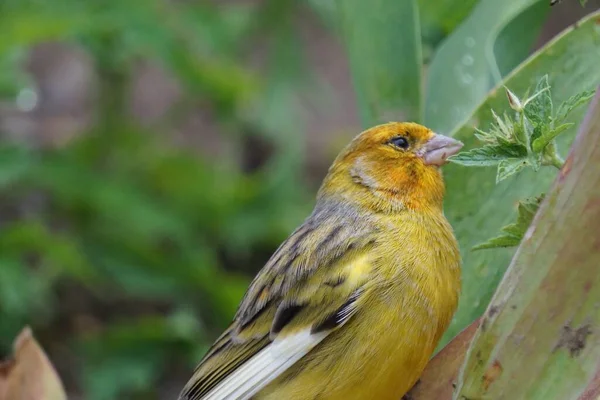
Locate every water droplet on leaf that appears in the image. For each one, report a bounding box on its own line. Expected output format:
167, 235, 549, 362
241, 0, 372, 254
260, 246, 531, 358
462, 55, 474, 66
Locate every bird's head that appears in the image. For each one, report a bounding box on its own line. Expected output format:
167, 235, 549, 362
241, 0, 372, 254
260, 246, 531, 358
318, 122, 463, 212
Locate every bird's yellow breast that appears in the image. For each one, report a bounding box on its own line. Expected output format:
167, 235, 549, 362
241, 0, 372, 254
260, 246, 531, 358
256, 210, 461, 400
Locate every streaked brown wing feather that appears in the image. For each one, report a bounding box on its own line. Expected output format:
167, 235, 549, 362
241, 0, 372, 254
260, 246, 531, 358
179, 201, 377, 400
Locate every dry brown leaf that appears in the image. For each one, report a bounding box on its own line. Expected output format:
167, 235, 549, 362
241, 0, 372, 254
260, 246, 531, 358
0, 327, 66, 400
404, 318, 481, 400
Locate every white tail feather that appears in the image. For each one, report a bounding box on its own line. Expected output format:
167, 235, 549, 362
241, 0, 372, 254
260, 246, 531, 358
202, 330, 328, 400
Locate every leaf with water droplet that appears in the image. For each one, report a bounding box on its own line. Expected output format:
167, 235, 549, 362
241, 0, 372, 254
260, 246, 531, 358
424, 0, 548, 132
462, 54, 475, 66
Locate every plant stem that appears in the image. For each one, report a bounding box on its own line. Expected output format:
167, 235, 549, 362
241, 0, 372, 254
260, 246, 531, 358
548, 154, 565, 169
542, 141, 565, 169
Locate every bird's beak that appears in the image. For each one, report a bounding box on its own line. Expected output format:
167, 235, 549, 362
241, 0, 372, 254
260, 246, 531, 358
420, 134, 463, 166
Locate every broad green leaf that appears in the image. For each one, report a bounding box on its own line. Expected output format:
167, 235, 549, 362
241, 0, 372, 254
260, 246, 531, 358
523, 74, 552, 126
79, 315, 201, 400
472, 234, 520, 250
555, 90, 596, 123
448, 147, 505, 166
307, 0, 337, 27
473, 196, 542, 250
0, 221, 96, 282
492, 1, 549, 77
440, 10, 600, 346
313, 0, 479, 45
417, 0, 479, 36
456, 89, 600, 400
449, 144, 526, 166
425, 0, 547, 132
0, 48, 31, 97
0, 257, 45, 317
0, 0, 257, 113
0, 3, 88, 96
0, 4, 87, 54
336, 0, 423, 126
531, 122, 574, 152
501, 196, 543, 237
495, 158, 527, 183
0, 145, 33, 187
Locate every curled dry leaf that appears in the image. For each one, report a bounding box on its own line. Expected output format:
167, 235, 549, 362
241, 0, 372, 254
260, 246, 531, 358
0, 327, 66, 400
403, 318, 481, 399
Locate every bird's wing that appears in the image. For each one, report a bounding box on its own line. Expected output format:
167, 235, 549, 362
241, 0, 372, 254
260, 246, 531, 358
179, 213, 377, 400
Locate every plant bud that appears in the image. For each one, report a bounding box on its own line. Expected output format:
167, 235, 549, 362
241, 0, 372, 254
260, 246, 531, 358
505, 87, 523, 112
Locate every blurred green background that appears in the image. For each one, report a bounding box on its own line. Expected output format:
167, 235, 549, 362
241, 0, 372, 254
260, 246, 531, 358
0, 1, 598, 399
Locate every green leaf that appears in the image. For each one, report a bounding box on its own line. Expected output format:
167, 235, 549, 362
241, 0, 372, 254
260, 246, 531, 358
531, 122, 574, 153
456, 89, 600, 400
472, 234, 521, 250
424, 0, 547, 132
495, 158, 528, 183
523, 74, 553, 126
440, 10, 600, 347
449, 147, 505, 166
0, 221, 96, 282
473, 196, 542, 249
417, 0, 479, 35
307, 0, 337, 27
0, 3, 87, 55
336, 0, 423, 126
0, 48, 32, 97
0, 145, 33, 187
555, 90, 595, 124
492, 1, 550, 77
449, 143, 527, 166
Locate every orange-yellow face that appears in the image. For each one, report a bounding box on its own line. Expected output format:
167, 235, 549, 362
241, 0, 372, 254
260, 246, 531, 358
320, 122, 463, 211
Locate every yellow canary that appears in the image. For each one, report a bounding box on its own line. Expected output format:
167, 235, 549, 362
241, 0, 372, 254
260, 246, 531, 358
179, 122, 462, 400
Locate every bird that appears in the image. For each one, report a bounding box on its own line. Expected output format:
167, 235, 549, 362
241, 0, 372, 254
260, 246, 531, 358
179, 122, 463, 400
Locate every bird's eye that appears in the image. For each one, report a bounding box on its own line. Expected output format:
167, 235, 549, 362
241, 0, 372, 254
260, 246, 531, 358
389, 136, 409, 150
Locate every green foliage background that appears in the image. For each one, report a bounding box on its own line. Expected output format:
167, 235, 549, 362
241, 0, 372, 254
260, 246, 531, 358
0, 0, 598, 399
